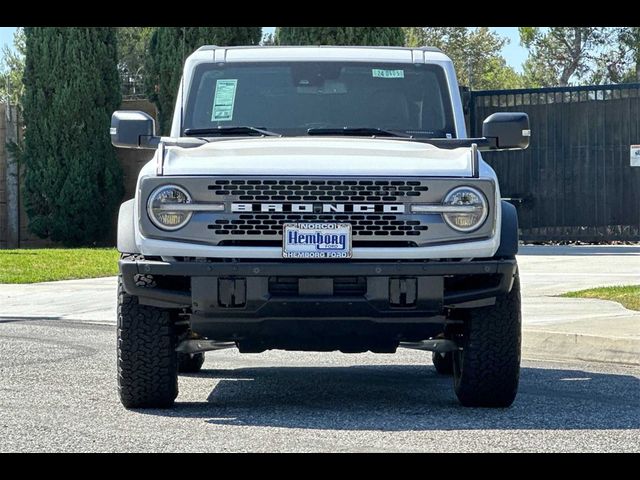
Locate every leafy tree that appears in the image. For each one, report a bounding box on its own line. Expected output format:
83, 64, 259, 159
275, 27, 405, 46
482, 57, 524, 89
22, 27, 123, 245
405, 27, 522, 89
116, 27, 154, 77
117, 27, 154, 98
588, 38, 630, 85
584, 27, 640, 85
519, 27, 614, 86
145, 27, 262, 134
0, 27, 26, 105
519, 56, 559, 88
614, 27, 640, 82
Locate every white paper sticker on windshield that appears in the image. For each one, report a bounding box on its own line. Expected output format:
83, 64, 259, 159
212, 79, 238, 121
372, 69, 404, 79
631, 145, 640, 166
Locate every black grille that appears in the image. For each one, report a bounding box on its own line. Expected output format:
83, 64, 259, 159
208, 179, 427, 202
204, 177, 435, 246
269, 277, 367, 297
208, 213, 429, 237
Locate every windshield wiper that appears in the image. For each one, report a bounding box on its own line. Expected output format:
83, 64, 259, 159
183, 126, 282, 137
307, 127, 411, 138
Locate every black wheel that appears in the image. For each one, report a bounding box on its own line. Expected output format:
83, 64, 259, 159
117, 276, 178, 409
178, 352, 205, 373
453, 268, 521, 408
432, 351, 454, 375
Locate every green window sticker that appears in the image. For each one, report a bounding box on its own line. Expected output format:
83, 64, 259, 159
212, 79, 238, 121
372, 69, 405, 79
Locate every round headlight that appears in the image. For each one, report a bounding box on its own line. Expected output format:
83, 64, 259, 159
147, 185, 193, 231
442, 186, 488, 232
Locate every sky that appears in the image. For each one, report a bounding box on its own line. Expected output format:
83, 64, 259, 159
1, 26, 528, 73
0, 27, 16, 53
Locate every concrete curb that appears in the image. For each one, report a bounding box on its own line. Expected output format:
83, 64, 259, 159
523, 329, 640, 366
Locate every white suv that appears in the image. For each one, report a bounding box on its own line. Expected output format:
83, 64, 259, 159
111, 45, 530, 409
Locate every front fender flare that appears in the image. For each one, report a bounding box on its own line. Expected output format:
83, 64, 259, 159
117, 199, 139, 254
495, 200, 519, 258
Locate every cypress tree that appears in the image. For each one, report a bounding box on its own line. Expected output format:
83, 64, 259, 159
145, 27, 262, 134
22, 27, 123, 245
275, 27, 405, 47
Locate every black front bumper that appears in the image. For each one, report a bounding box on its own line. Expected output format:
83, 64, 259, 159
120, 257, 517, 322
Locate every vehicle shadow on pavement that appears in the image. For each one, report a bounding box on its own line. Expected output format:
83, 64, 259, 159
518, 246, 640, 256
144, 364, 640, 431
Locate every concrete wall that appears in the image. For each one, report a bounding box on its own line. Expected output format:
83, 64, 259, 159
0, 99, 157, 249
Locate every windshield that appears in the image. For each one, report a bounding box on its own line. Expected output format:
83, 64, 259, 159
184, 62, 456, 138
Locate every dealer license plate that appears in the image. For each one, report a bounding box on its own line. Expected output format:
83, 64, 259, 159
282, 223, 352, 259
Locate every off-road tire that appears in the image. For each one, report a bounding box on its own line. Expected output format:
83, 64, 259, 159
178, 352, 205, 373
432, 351, 454, 375
453, 269, 521, 408
117, 275, 178, 409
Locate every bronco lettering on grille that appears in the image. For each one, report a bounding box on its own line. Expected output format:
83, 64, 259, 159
231, 203, 405, 213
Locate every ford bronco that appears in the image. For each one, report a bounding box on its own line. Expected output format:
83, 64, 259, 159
111, 45, 529, 409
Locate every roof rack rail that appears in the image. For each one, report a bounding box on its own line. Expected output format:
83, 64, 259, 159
417, 46, 443, 53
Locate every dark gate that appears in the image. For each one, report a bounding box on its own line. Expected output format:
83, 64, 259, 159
469, 83, 640, 242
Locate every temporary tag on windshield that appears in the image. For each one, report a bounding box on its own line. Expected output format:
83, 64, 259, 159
372, 69, 404, 79
211, 79, 238, 121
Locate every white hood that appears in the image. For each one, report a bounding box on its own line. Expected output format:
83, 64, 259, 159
162, 137, 474, 177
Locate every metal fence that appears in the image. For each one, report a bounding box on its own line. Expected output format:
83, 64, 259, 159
469, 83, 640, 242
120, 73, 146, 100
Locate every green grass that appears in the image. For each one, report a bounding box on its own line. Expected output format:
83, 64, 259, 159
0, 248, 119, 284
561, 285, 640, 311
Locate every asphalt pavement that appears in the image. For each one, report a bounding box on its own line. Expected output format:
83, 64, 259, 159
0, 245, 638, 452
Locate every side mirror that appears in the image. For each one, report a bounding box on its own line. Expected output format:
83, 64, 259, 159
482, 112, 530, 150
110, 111, 157, 149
